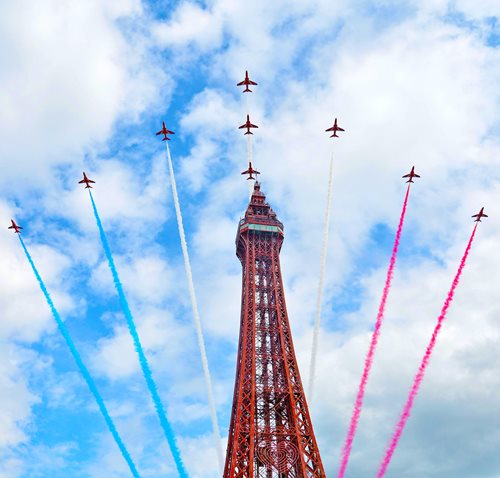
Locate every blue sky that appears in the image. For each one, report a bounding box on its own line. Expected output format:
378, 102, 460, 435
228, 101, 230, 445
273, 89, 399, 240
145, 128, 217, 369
1, 1, 500, 477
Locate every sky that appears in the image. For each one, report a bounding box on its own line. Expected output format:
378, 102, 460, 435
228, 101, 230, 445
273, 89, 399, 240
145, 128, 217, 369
1, 0, 499, 477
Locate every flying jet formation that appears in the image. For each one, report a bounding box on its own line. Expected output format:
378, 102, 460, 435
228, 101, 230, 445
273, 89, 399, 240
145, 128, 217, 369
79, 172, 95, 189
472, 207, 488, 222
239, 114, 259, 135
8, 219, 22, 234
325, 118, 345, 137
156, 121, 175, 141
237, 70, 258, 92
241, 162, 260, 180
402, 166, 421, 183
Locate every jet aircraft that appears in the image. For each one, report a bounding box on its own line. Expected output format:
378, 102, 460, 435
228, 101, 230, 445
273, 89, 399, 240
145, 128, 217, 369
237, 70, 258, 92
241, 162, 260, 180
156, 121, 175, 141
8, 219, 22, 234
239, 114, 259, 135
402, 166, 421, 183
325, 118, 345, 137
79, 172, 95, 189
472, 207, 488, 222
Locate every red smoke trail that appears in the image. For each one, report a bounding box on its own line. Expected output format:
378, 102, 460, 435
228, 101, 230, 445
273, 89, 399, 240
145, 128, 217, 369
337, 184, 411, 478
376, 223, 478, 478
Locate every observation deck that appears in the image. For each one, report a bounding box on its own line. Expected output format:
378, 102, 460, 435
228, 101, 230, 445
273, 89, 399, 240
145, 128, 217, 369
236, 182, 284, 246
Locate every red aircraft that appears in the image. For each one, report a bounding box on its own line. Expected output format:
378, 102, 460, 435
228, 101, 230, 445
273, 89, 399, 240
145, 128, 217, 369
79, 172, 95, 189
402, 166, 421, 183
237, 70, 257, 92
8, 219, 22, 234
325, 118, 345, 138
472, 207, 488, 222
156, 121, 175, 141
239, 114, 259, 135
241, 162, 260, 180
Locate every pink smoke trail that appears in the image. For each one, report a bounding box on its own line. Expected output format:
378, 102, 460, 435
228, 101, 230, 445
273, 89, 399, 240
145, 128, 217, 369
377, 223, 478, 478
337, 184, 411, 478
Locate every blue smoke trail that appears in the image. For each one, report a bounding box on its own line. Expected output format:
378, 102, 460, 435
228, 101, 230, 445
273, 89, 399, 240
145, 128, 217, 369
88, 190, 188, 478
18, 235, 141, 478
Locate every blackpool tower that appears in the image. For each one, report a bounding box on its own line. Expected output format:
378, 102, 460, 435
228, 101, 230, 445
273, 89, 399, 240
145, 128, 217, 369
223, 181, 327, 477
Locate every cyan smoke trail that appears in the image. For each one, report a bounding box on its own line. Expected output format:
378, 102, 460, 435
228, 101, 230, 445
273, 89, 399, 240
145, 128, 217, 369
165, 142, 225, 472
18, 235, 141, 478
377, 224, 478, 478
88, 190, 188, 478
337, 184, 412, 478
308, 152, 334, 402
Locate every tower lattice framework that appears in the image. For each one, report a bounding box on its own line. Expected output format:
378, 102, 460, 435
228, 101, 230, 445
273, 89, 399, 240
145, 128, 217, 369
224, 182, 327, 478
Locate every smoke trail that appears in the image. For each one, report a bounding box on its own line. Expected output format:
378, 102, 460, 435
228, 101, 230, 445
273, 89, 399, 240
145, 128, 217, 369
245, 94, 252, 165
165, 143, 225, 473
377, 224, 478, 478
337, 184, 412, 478
18, 235, 141, 478
247, 134, 254, 197
88, 190, 188, 478
244, 91, 254, 196
308, 153, 334, 401
247, 134, 253, 166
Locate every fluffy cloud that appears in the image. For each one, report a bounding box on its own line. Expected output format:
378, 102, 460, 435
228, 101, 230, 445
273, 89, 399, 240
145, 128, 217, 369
0, 0, 163, 190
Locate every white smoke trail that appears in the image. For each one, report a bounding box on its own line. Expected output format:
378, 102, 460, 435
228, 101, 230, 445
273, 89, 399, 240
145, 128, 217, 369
247, 130, 253, 164
245, 93, 254, 196
247, 133, 254, 196
165, 142, 225, 473
308, 152, 334, 402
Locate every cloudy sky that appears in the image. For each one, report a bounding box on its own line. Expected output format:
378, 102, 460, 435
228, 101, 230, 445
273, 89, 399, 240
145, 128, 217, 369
1, 0, 499, 477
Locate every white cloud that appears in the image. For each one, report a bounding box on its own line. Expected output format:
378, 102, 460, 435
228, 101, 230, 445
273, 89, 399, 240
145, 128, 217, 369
153, 2, 224, 51
0, 0, 163, 189
181, 433, 220, 478
0, 346, 39, 450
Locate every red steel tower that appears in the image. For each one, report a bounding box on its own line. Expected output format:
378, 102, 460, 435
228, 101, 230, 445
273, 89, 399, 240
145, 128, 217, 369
224, 182, 327, 477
